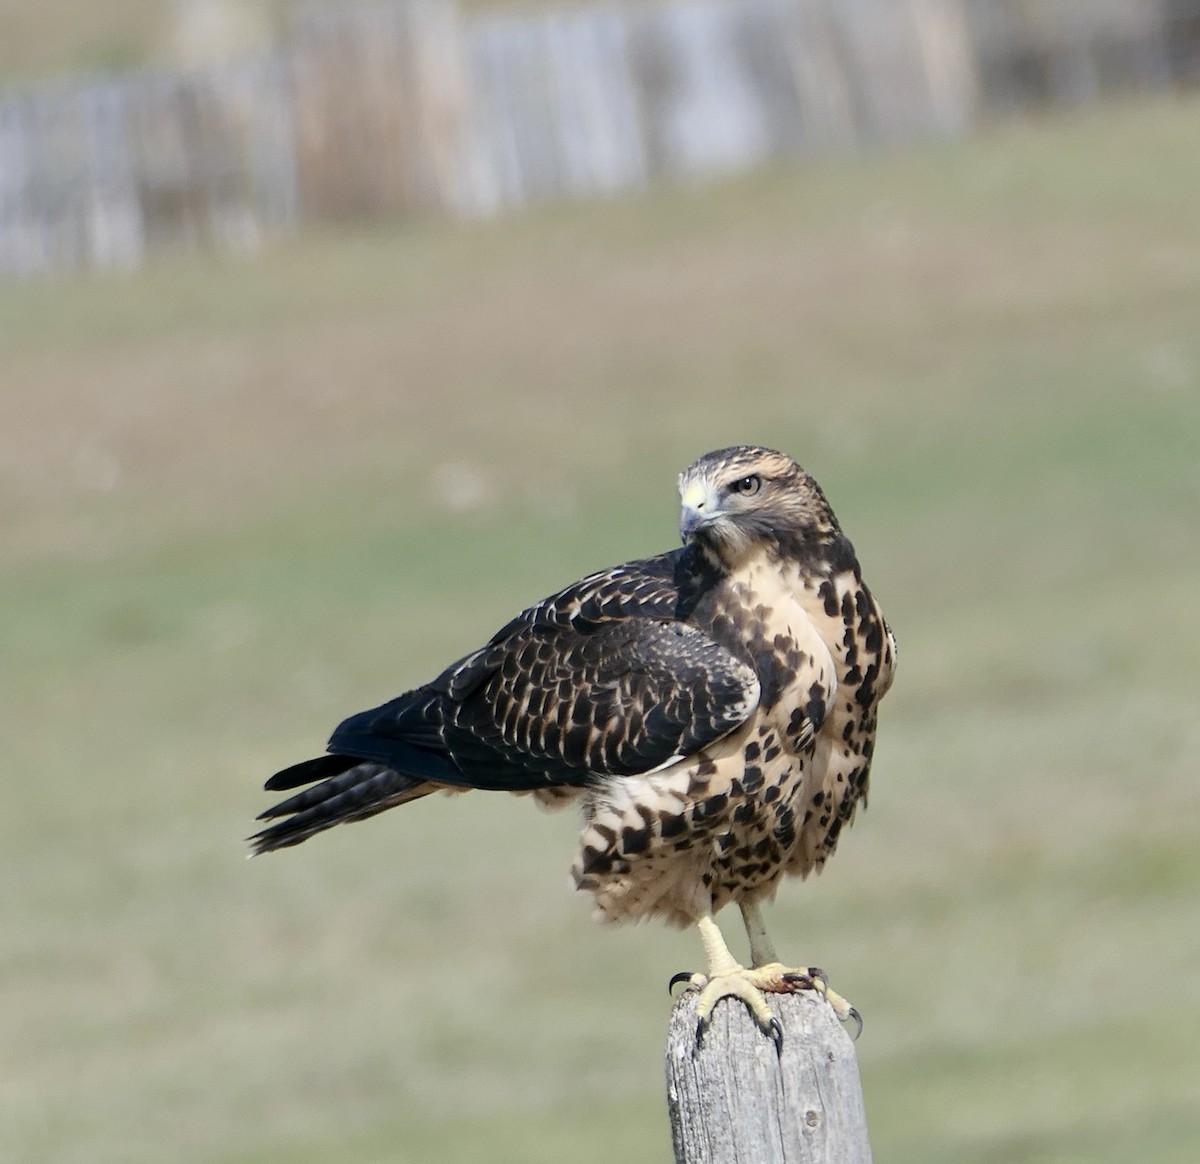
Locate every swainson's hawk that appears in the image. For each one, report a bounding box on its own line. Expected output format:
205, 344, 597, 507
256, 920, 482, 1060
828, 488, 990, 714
252, 446, 896, 1043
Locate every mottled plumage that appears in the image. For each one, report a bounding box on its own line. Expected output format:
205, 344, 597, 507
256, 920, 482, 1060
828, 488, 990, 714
252, 446, 895, 1039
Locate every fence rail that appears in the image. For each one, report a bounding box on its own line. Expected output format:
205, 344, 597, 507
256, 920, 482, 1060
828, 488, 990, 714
1, 0, 1197, 279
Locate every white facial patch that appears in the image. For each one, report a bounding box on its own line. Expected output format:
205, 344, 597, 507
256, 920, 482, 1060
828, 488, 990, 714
680, 479, 714, 512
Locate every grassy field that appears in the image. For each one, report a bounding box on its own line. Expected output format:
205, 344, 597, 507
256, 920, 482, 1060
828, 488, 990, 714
3, 94, 1200, 1163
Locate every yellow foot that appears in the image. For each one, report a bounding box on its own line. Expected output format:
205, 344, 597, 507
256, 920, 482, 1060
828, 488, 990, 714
669, 963, 862, 1047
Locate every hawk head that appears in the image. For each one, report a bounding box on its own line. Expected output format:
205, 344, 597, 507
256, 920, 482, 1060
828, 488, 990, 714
677, 446, 842, 569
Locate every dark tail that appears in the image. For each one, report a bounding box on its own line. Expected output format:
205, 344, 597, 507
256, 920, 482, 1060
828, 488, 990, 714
249, 754, 436, 855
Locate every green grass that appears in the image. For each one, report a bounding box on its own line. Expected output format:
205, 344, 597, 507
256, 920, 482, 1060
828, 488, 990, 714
2, 95, 1200, 1163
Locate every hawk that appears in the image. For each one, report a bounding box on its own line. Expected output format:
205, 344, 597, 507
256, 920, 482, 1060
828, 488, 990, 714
252, 446, 896, 1044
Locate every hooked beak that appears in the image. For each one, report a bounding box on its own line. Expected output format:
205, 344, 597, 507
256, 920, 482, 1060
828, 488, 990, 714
679, 480, 719, 542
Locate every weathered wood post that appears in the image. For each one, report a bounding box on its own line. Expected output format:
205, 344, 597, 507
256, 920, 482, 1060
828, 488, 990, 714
665, 991, 871, 1163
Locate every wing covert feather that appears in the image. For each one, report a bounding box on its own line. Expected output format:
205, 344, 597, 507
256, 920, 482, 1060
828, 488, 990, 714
335, 553, 758, 791
446, 619, 759, 784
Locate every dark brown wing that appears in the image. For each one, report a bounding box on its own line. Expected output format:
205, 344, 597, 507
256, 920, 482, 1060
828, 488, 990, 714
252, 550, 758, 853
326, 551, 760, 791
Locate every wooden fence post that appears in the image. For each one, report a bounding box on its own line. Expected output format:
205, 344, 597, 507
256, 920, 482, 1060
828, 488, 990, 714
665, 990, 871, 1164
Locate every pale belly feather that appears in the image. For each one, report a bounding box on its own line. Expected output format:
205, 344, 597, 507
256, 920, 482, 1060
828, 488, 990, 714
569, 556, 882, 927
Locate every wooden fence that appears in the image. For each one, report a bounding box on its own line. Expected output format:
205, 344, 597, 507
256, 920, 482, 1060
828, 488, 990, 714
0, 57, 298, 277
1, 0, 1197, 279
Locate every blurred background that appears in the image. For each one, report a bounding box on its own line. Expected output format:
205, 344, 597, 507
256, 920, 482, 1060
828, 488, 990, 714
2, 1, 1199, 1161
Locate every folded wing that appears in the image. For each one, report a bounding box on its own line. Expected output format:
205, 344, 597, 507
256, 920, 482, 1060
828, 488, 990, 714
252, 554, 760, 851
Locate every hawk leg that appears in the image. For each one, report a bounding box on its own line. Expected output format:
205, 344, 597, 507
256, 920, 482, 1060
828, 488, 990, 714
739, 901, 861, 1037
672, 905, 861, 1047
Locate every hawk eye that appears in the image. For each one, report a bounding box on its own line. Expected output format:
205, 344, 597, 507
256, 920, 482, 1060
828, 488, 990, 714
730, 474, 762, 497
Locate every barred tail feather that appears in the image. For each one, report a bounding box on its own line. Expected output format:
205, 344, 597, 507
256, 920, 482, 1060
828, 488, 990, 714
249, 756, 436, 855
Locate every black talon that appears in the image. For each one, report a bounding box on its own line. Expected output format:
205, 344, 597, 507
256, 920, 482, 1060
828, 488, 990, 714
668, 971, 694, 996
767, 1016, 783, 1053
781, 971, 815, 991
845, 1007, 863, 1041
807, 966, 829, 989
